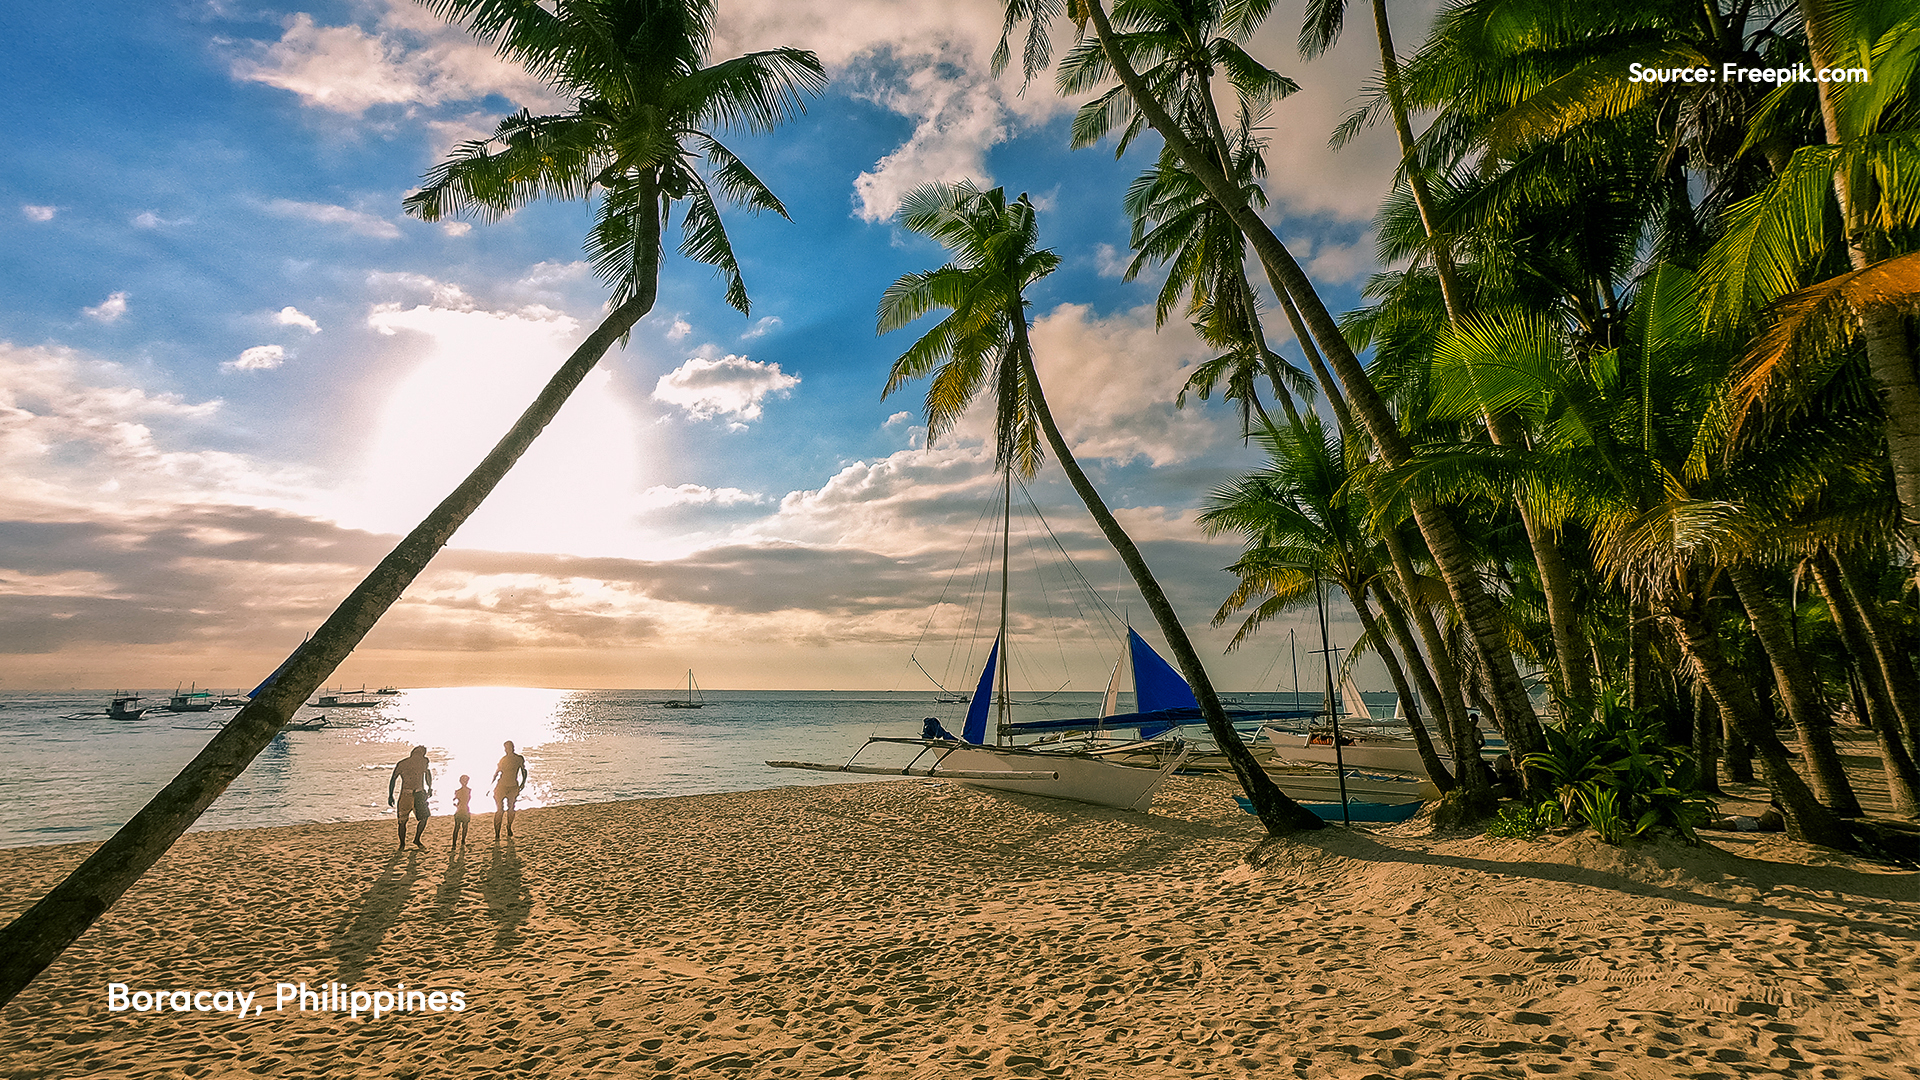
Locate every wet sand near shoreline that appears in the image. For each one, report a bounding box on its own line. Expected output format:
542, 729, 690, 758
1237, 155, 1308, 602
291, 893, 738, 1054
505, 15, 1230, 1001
0, 775, 1916, 1079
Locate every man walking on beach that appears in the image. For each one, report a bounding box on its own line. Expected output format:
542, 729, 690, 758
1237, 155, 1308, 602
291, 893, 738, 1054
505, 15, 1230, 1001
388, 745, 433, 851
492, 740, 528, 841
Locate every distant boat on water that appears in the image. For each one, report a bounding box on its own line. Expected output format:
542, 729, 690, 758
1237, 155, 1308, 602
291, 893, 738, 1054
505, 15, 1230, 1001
311, 687, 381, 708
661, 670, 709, 709
87, 694, 149, 721
375, 686, 401, 695
166, 684, 215, 712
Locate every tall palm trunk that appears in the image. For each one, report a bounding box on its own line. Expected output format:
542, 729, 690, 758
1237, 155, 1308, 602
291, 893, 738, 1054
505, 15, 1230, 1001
1079, 1, 1540, 780
0, 177, 664, 1008
1834, 551, 1920, 762
1666, 601, 1853, 846
1365, 0, 1594, 709
1811, 551, 1920, 814
1382, 524, 1490, 809
1798, 0, 1920, 549
1724, 563, 1862, 815
1358, 581, 1454, 787
1010, 321, 1320, 834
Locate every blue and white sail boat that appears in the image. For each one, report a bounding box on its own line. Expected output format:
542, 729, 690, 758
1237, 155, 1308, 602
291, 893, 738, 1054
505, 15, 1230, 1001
769, 474, 1190, 810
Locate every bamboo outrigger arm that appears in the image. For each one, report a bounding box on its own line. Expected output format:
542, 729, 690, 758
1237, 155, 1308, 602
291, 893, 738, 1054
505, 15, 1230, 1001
766, 761, 1059, 781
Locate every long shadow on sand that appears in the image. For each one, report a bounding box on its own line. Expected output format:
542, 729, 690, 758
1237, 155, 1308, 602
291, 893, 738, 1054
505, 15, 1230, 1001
479, 844, 531, 954
1274, 830, 1920, 942
329, 849, 422, 980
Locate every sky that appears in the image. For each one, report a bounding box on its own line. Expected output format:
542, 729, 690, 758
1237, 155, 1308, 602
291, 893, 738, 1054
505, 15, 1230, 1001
0, 0, 1431, 692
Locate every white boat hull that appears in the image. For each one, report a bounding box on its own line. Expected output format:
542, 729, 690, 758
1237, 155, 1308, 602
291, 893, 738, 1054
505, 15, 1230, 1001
1266, 736, 1443, 776
938, 743, 1181, 810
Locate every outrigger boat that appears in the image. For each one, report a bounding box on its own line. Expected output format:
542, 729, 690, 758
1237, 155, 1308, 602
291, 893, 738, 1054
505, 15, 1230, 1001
165, 684, 215, 712
310, 686, 381, 708
770, 472, 1194, 811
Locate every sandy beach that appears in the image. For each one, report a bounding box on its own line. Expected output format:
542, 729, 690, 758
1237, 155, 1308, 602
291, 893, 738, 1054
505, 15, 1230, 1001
1, 776, 1916, 1080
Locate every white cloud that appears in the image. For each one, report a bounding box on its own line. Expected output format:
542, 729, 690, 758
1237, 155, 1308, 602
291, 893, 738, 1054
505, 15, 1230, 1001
225, 345, 286, 372
83, 293, 129, 323
131, 211, 189, 229
441, 221, 472, 237
365, 271, 477, 312
884, 411, 914, 427
274, 306, 321, 334
652, 355, 800, 425
637, 484, 768, 509
21, 205, 55, 222
1236, 2, 1445, 222
231, 8, 557, 116
852, 69, 1008, 222
1022, 303, 1225, 467
1290, 231, 1378, 286
665, 317, 693, 342
713, 2, 1068, 224
0, 342, 318, 517
1093, 242, 1131, 279
740, 315, 783, 340
266, 199, 401, 239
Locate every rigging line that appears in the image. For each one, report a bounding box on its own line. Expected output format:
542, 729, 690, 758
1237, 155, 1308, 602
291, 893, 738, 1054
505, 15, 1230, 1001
901, 491, 1000, 692
1018, 482, 1127, 647
1015, 502, 1076, 688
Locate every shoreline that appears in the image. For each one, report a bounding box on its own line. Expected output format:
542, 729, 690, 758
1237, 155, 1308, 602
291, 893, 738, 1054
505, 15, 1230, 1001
3, 777, 1916, 1078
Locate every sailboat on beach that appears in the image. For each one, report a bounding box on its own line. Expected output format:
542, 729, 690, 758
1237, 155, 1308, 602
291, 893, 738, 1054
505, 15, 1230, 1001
769, 473, 1193, 810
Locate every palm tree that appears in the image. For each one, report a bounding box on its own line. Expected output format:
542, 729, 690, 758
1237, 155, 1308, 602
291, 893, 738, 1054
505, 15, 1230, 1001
877, 179, 1322, 833
0, 0, 823, 1007
1410, 262, 1859, 844
1202, 416, 1459, 788
998, 0, 1546, 776
1123, 126, 1310, 435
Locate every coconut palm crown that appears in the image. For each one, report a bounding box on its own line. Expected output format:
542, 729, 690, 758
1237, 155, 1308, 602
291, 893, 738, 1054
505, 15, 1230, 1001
878, 181, 1062, 479
405, 0, 826, 314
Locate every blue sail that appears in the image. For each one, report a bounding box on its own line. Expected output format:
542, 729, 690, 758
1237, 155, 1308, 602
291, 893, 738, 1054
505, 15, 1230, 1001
1129, 628, 1198, 714
960, 636, 1000, 744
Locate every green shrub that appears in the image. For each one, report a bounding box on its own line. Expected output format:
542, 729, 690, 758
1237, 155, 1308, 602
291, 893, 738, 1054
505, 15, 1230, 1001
1522, 690, 1712, 844
1485, 799, 1563, 839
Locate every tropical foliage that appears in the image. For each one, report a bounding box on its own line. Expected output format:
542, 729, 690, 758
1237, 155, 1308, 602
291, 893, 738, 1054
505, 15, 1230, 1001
993, 0, 1920, 848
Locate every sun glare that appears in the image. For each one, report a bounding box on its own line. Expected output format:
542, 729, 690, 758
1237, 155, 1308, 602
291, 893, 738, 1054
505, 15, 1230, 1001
342, 304, 657, 558
368, 686, 570, 809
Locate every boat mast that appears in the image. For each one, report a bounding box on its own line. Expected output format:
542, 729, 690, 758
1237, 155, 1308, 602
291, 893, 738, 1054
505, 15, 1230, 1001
995, 467, 1011, 745
1315, 574, 1352, 824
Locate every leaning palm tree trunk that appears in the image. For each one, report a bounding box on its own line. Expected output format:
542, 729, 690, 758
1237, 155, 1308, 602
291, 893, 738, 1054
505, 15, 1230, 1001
1797, 0, 1920, 551
1011, 338, 1320, 834
1668, 601, 1852, 846
0, 212, 663, 1008
1078, 0, 1541, 780
1810, 551, 1920, 815
1366, 582, 1455, 789
1724, 563, 1862, 815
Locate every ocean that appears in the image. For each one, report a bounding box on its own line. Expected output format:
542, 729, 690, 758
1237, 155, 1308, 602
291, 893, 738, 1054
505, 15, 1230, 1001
0, 686, 1386, 849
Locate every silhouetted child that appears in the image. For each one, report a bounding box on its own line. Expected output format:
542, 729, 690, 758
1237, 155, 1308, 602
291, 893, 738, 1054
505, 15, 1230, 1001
450, 775, 472, 850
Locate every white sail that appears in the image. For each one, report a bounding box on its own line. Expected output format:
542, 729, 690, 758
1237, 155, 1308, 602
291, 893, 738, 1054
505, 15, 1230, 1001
1099, 655, 1124, 718
1340, 674, 1372, 721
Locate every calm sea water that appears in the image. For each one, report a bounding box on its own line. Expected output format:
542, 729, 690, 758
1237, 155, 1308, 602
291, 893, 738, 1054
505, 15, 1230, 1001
0, 686, 1384, 849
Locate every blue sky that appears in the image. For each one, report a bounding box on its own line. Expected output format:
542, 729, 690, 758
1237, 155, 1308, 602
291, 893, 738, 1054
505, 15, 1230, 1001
0, 0, 1423, 691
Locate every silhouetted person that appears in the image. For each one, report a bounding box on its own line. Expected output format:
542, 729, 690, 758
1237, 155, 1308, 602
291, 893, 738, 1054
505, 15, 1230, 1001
450, 774, 473, 850
388, 745, 433, 850
492, 741, 528, 841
